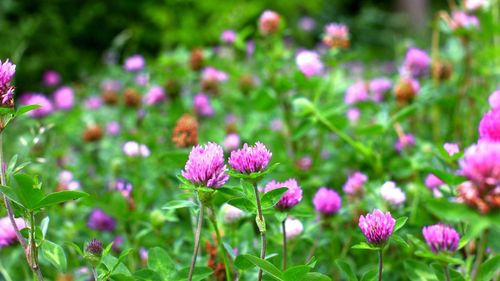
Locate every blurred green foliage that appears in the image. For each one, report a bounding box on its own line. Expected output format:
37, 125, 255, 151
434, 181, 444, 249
0, 0, 446, 92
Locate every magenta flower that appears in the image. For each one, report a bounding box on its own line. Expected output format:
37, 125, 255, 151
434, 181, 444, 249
479, 110, 500, 142
488, 90, 500, 110
369, 78, 392, 102
42, 70, 60, 87
358, 209, 395, 245
258, 10, 281, 35
264, 178, 302, 210
395, 133, 416, 152
84, 96, 103, 110
0, 216, 26, 248
313, 187, 342, 215
343, 171, 368, 195
295, 50, 323, 77
0, 59, 16, 88
88, 209, 116, 232
322, 23, 350, 48
53, 86, 75, 110
182, 142, 229, 188
202, 67, 228, 83
106, 121, 121, 136
444, 142, 460, 156
144, 85, 166, 105
85, 239, 104, 256
193, 93, 214, 117
345, 81, 369, 105
459, 141, 500, 188
220, 30, 236, 44
223, 133, 240, 151
346, 108, 361, 123
425, 174, 444, 189
450, 11, 479, 30
402, 48, 431, 78
228, 142, 272, 174
422, 224, 460, 253
124, 54, 145, 72
23, 93, 54, 118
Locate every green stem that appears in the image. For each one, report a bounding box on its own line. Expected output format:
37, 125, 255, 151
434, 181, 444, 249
209, 206, 232, 281
188, 204, 204, 281
252, 181, 266, 281
378, 249, 383, 281
281, 219, 287, 270
28, 211, 44, 281
471, 229, 489, 281
92, 267, 98, 281
444, 264, 451, 281
0, 261, 13, 281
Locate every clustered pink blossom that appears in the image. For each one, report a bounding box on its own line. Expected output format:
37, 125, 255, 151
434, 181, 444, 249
182, 142, 229, 188
53, 86, 75, 110
395, 133, 416, 152
425, 174, 444, 189
84, 96, 103, 110
0, 216, 26, 248
193, 93, 214, 117
369, 78, 392, 102
223, 133, 241, 151
358, 209, 395, 245
258, 10, 281, 35
459, 141, 500, 188
313, 187, 342, 215
87, 209, 116, 232
221, 203, 244, 223
106, 121, 121, 136
42, 70, 61, 86
345, 81, 369, 105
58, 170, 80, 190
464, 0, 487, 11
221, 30, 236, 44
343, 171, 368, 195
144, 85, 166, 105
295, 50, 323, 77
380, 181, 406, 206
124, 54, 145, 72
488, 90, 500, 110
0, 59, 16, 88
265, 178, 302, 210
450, 11, 480, 31
284, 217, 303, 239
228, 142, 272, 174
478, 109, 500, 142
444, 142, 460, 156
123, 141, 150, 157
322, 23, 349, 48
402, 48, 431, 78
202, 67, 228, 83
23, 93, 54, 118
422, 224, 460, 253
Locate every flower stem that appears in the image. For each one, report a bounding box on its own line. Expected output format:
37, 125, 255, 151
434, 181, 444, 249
281, 219, 287, 270
444, 264, 451, 281
378, 249, 383, 281
92, 267, 98, 281
209, 206, 232, 281
0, 131, 43, 280
471, 229, 489, 281
252, 181, 266, 281
188, 204, 204, 281
28, 211, 44, 281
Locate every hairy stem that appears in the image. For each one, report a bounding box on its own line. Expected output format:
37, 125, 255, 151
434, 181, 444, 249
378, 249, 383, 281
92, 267, 98, 281
28, 211, 44, 281
252, 181, 266, 281
444, 264, 451, 281
188, 205, 204, 281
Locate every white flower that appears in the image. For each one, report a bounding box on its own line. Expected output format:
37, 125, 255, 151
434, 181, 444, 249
380, 181, 406, 206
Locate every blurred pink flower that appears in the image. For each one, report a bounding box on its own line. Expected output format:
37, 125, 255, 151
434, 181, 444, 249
23, 93, 54, 118
380, 181, 406, 206
144, 85, 166, 105
402, 48, 430, 78
296, 50, 323, 77
223, 133, 240, 151
221, 30, 236, 44
488, 90, 500, 110
193, 93, 214, 117
84, 96, 103, 110
124, 54, 145, 72
283, 217, 303, 239
258, 10, 281, 35
53, 86, 75, 110
345, 81, 369, 105
450, 11, 479, 30
444, 143, 460, 156
0, 216, 26, 248
43, 70, 60, 86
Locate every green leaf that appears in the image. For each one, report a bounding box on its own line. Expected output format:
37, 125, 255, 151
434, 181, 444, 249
175, 266, 213, 281
261, 187, 288, 209
235, 254, 255, 270
102, 254, 131, 276
148, 247, 175, 281
6, 154, 18, 177
415, 250, 464, 265
16, 105, 42, 116
351, 242, 380, 251
360, 269, 378, 281
33, 190, 88, 210
227, 197, 256, 213
301, 272, 332, 281
394, 217, 408, 232
134, 269, 162, 281
0, 185, 23, 207
41, 240, 67, 272
162, 200, 197, 210
476, 255, 500, 281
335, 260, 358, 281
391, 234, 409, 249
238, 254, 283, 280
12, 173, 44, 210
426, 199, 481, 222
283, 265, 311, 281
